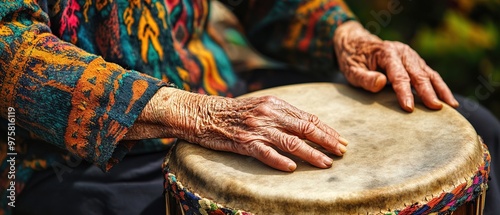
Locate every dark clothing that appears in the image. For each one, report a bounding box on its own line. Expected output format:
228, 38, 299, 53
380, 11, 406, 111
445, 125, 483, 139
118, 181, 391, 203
14, 150, 168, 215
456, 95, 500, 215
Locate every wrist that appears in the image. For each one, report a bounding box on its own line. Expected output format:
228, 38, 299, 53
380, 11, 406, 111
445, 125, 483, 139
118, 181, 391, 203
130, 87, 198, 139
333, 21, 381, 53
334, 20, 380, 42
144, 87, 216, 142
137, 87, 174, 125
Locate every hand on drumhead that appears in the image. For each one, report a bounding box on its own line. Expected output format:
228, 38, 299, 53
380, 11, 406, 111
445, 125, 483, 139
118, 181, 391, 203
146, 88, 348, 172
333, 21, 459, 112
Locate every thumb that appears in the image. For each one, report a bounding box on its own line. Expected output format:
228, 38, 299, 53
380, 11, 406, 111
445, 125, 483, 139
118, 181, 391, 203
344, 67, 387, 93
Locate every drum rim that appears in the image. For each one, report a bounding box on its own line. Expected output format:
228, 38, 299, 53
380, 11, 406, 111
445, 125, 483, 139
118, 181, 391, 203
163, 142, 490, 214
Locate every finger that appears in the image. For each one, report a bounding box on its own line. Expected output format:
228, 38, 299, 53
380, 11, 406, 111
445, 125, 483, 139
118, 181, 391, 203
379, 50, 414, 112
308, 116, 349, 147
344, 66, 388, 93
401, 49, 443, 110
286, 111, 348, 153
293, 117, 347, 154
280, 105, 348, 148
250, 142, 298, 172
425, 66, 459, 108
410, 75, 443, 110
267, 98, 349, 148
270, 129, 336, 168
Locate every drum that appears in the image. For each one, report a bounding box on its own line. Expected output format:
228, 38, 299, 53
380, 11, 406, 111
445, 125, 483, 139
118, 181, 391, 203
163, 83, 490, 215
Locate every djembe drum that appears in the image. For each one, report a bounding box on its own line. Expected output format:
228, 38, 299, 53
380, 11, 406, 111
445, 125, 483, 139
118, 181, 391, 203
163, 83, 490, 215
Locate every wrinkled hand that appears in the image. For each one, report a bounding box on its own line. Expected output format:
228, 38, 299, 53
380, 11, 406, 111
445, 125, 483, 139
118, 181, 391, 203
138, 88, 348, 172
333, 21, 459, 112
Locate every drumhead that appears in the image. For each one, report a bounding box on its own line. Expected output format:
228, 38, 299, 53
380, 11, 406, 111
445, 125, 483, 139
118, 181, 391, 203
166, 83, 486, 214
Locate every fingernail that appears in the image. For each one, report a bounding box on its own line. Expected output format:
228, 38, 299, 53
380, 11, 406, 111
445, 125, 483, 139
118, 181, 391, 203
288, 163, 297, 171
373, 75, 385, 91
405, 98, 413, 111
433, 99, 444, 109
339, 137, 349, 145
323, 157, 333, 167
339, 144, 347, 153
452, 99, 460, 107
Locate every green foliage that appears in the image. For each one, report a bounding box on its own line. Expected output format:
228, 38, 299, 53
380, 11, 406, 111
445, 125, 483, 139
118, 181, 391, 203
347, 0, 500, 119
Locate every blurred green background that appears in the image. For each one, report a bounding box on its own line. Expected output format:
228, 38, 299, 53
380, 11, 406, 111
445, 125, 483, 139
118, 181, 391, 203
346, 0, 500, 119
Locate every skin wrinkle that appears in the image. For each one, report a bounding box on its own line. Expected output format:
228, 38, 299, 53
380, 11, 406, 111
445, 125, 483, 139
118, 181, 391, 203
125, 87, 347, 171
301, 119, 318, 137
279, 133, 302, 153
282, 107, 336, 155
333, 21, 458, 112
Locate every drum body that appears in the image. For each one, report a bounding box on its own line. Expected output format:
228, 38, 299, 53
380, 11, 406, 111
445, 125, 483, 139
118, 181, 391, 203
163, 83, 490, 215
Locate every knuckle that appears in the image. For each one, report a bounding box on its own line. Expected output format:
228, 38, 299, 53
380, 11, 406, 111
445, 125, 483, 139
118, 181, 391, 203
242, 141, 259, 156
261, 95, 279, 104
344, 68, 356, 79
229, 142, 244, 155
308, 114, 320, 125
382, 41, 398, 52
254, 103, 272, 115
393, 41, 408, 49
381, 40, 391, 47
260, 147, 273, 160
282, 136, 302, 153
345, 75, 361, 87
428, 70, 441, 81
308, 148, 320, 160
384, 41, 411, 57
392, 72, 410, 82
301, 121, 316, 136
244, 117, 261, 128
401, 43, 411, 50
392, 82, 410, 92
233, 130, 251, 143
412, 74, 431, 86
254, 96, 288, 116
264, 96, 289, 107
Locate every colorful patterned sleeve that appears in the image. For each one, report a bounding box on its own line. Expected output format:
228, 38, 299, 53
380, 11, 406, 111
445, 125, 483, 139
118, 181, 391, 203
229, 0, 357, 73
0, 0, 167, 171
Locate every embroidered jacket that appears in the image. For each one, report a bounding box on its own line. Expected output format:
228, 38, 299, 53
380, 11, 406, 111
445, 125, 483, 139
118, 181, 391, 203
0, 0, 354, 212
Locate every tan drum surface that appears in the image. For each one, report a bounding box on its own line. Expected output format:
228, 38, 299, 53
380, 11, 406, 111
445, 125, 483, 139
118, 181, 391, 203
166, 83, 487, 214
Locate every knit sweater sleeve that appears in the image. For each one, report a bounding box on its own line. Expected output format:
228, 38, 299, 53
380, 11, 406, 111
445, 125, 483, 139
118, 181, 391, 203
229, 0, 357, 73
0, 0, 168, 171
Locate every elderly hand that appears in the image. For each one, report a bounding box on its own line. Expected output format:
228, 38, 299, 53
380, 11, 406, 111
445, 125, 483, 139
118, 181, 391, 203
131, 87, 348, 172
333, 21, 459, 112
